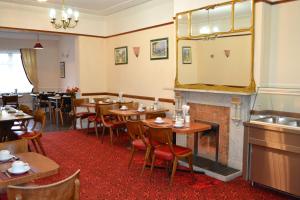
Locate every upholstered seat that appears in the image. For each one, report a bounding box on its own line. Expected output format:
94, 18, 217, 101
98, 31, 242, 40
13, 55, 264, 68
20, 131, 41, 139
154, 145, 192, 161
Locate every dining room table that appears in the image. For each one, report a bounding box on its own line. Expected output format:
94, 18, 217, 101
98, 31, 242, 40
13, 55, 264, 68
0, 152, 59, 189
0, 107, 33, 142
142, 118, 213, 166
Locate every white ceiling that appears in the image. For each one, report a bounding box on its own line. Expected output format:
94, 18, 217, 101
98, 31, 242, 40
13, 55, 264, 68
0, 0, 152, 16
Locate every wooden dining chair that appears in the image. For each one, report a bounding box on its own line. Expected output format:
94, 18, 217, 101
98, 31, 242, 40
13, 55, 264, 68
15, 109, 47, 155
11, 104, 33, 132
2, 95, 19, 108
0, 139, 28, 154
99, 104, 126, 144
93, 97, 109, 103
148, 126, 194, 186
87, 103, 105, 138
7, 169, 80, 200
72, 98, 95, 129
127, 120, 151, 174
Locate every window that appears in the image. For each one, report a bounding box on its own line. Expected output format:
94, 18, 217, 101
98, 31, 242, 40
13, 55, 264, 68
0, 52, 33, 93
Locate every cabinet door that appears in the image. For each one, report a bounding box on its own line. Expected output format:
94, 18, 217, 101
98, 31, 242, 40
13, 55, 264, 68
250, 144, 300, 196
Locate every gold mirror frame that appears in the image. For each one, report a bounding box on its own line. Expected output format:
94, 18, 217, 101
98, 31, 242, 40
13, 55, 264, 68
175, 0, 255, 93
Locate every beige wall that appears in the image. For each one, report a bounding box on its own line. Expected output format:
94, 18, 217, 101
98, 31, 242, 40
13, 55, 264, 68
59, 36, 79, 91
0, 37, 60, 92
106, 24, 175, 99
266, 1, 300, 88
77, 36, 107, 93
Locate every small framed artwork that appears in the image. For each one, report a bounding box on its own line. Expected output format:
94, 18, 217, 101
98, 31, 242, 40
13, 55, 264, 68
59, 62, 65, 78
182, 46, 192, 64
150, 38, 168, 60
114, 46, 128, 65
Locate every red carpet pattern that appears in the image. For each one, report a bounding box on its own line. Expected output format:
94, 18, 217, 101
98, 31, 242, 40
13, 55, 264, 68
1, 130, 293, 200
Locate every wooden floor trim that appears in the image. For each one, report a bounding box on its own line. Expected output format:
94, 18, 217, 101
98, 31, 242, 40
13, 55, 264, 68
81, 92, 175, 104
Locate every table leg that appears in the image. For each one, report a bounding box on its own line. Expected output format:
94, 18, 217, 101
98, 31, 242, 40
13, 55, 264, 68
55, 100, 59, 127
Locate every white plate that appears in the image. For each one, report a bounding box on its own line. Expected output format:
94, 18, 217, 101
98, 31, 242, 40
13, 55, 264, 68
8, 165, 30, 175
174, 124, 184, 128
137, 109, 145, 112
0, 154, 13, 162
120, 108, 128, 111
154, 120, 164, 124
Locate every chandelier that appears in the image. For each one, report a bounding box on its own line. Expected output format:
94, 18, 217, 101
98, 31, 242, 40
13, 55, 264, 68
49, 0, 79, 29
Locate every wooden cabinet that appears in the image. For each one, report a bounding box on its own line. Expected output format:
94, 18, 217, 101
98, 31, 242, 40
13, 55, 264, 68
243, 122, 300, 197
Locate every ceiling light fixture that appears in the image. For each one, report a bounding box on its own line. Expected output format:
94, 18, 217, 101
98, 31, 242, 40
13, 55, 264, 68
33, 33, 43, 50
49, 0, 79, 30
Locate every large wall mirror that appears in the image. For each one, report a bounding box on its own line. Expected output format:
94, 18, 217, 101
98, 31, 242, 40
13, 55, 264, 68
175, 0, 255, 93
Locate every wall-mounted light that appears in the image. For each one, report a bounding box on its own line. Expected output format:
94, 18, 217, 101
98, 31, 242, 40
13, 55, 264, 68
133, 47, 140, 58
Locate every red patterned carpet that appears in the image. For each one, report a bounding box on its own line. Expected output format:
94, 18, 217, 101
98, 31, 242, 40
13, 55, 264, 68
2, 130, 294, 200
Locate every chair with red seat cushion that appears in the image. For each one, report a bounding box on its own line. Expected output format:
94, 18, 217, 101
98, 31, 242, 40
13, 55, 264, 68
99, 104, 126, 144
87, 103, 106, 138
18, 109, 46, 155
72, 98, 95, 129
148, 126, 194, 186
127, 120, 153, 174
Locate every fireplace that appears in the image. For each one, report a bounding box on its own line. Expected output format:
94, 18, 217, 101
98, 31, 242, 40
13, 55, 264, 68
188, 103, 230, 165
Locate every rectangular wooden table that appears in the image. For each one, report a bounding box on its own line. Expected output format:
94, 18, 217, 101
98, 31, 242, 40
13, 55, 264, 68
0, 152, 59, 188
0, 107, 33, 142
142, 118, 213, 166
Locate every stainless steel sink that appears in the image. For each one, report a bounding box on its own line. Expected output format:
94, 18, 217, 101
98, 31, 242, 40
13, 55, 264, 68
254, 116, 300, 127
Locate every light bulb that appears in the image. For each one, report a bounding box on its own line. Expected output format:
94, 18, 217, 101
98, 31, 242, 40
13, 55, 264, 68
74, 11, 79, 21
49, 9, 56, 19
67, 8, 73, 17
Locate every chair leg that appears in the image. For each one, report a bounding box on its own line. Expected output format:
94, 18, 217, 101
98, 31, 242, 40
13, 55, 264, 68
35, 137, 46, 155
80, 119, 83, 129
128, 146, 135, 169
31, 139, 39, 153
59, 111, 64, 126
101, 126, 105, 143
109, 128, 113, 145
141, 147, 151, 175
170, 157, 178, 186
94, 122, 99, 138
87, 121, 90, 134
150, 154, 156, 178
188, 154, 195, 181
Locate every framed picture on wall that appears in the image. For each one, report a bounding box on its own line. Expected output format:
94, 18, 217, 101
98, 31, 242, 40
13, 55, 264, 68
114, 46, 128, 65
182, 46, 192, 64
150, 38, 168, 60
59, 62, 65, 78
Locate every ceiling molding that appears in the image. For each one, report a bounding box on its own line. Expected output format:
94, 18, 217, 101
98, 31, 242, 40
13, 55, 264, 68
0, 0, 152, 16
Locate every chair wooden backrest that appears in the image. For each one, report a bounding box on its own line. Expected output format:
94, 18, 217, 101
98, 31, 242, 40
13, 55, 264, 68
2, 95, 18, 107
0, 139, 28, 154
19, 104, 32, 115
93, 97, 108, 103
126, 120, 147, 142
7, 170, 80, 200
148, 127, 175, 154
145, 112, 166, 120
72, 98, 89, 114
31, 109, 46, 132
